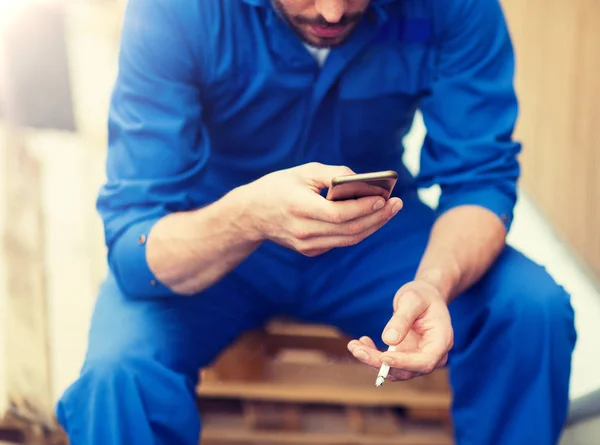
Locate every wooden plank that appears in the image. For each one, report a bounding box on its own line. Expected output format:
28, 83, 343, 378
281, 404, 302, 431
201, 410, 452, 445
242, 401, 302, 431
198, 379, 450, 409
264, 333, 352, 358
406, 408, 452, 424
201, 429, 452, 445
345, 406, 365, 433
265, 362, 447, 393
0, 126, 109, 423
0, 413, 68, 445
361, 408, 403, 436
411, 370, 452, 392
265, 320, 344, 339
209, 331, 267, 382
200, 356, 450, 409
0, 125, 7, 417
273, 349, 332, 364
1, 127, 53, 426
0, 426, 26, 444
27, 132, 104, 405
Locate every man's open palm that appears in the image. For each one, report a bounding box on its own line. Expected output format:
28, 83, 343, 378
347, 280, 454, 382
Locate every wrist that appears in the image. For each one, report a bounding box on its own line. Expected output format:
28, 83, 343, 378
220, 185, 265, 243
414, 264, 460, 304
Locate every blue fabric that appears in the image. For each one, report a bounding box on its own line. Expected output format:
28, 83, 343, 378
57, 197, 576, 444
95, 0, 521, 300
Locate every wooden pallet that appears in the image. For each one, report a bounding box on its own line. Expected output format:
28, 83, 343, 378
197, 319, 453, 444
198, 399, 453, 445
0, 413, 67, 445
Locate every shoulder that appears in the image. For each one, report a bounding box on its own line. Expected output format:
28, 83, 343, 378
120, 0, 247, 46
429, 0, 508, 40
384, 0, 507, 41
119, 0, 247, 79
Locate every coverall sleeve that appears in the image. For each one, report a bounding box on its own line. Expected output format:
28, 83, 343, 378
96, 0, 208, 299
417, 0, 521, 231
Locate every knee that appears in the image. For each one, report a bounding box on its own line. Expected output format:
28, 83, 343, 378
56, 353, 141, 430
505, 277, 574, 332
81, 353, 138, 383
486, 250, 576, 347
56, 350, 200, 443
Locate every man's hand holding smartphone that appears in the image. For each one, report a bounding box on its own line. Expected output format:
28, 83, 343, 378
238, 162, 402, 257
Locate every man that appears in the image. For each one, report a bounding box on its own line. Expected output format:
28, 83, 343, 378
56, 0, 577, 443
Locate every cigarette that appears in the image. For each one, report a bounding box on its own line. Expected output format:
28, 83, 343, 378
375, 345, 397, 387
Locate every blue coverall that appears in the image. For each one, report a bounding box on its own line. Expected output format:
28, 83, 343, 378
56, 0, 577, 443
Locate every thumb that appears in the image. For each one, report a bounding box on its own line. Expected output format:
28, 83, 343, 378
383, 289, 428, 346
302, 162, 355, 189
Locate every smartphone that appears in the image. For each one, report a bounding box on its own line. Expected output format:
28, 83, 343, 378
326, 170, 398, 201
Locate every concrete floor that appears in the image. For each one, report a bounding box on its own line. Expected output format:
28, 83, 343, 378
561, 417, 600, 445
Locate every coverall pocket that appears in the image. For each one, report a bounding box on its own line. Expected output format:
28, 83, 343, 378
335, 44, 429, 159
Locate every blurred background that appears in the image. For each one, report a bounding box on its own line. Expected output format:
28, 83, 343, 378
0, 0, 599, 443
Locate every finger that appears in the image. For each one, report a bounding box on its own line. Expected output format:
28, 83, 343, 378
347, 340, 383, 368
437, 353, 449, 368
295, 209, 398, 255
358, 338, 384, 372
388, 369, 416, 381
379, 349, 445, 375
299, 194, 389, 224
300, 162, 355, 189
359, 336, 377, 348
384, 321, 452, 373
288, 200, 391, 240
296, 198, 400, 238
298, 193, 403, 225
382, 290, 429, 346
351, 338, 382, 372
348, 338, 378, 356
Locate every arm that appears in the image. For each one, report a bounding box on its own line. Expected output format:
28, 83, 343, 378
102, 0, 399, 298
414, 0, 520, 302
348, 0, 520, 374
147, 164, 401, 296
100, 0, 266, 298
414, 205, 506, 303
97, 0, 232, 299
145, 192, 262, 296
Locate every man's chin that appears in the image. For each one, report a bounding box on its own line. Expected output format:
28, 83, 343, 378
300, 30, 353, 49
304, 36, 345, 48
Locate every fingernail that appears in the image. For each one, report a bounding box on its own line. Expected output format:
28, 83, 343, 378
383, 329, 400, 344
391, 202, 402, 215
354, 350, 369, 361
381, 357, 394, 366
373, 200, 385, 211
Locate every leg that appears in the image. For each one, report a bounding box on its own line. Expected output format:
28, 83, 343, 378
298, 195, 577, 445
448, 247, 577, 445
56, 244, 297, 445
